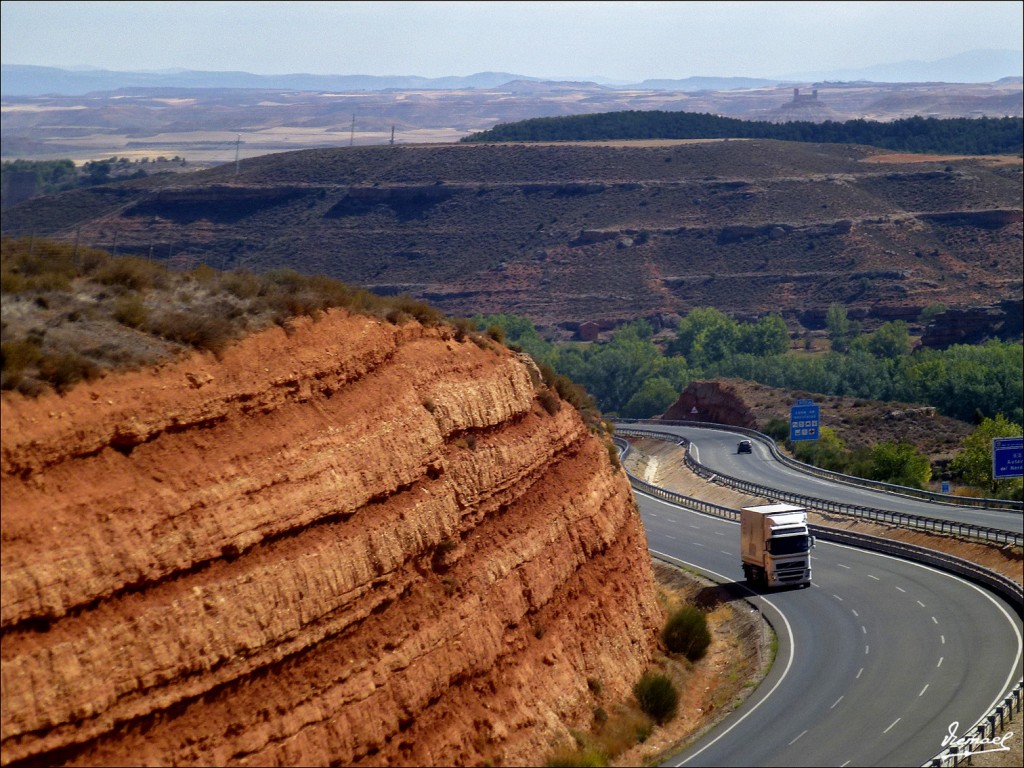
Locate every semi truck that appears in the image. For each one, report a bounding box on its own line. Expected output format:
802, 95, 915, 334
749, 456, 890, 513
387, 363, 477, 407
741, 503, 814, 588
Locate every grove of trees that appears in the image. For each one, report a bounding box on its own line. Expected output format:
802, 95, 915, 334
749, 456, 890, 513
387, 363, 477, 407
474, 310, 1023, 497
463, 111, 1024, 156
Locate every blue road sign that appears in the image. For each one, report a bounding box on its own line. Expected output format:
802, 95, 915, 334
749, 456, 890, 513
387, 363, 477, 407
993, 437, 1023, 480
790, 401, 820, 442
941, 481, 951, 494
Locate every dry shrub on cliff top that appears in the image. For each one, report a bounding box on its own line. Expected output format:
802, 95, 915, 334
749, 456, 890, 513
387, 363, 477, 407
1, 236, 533, 397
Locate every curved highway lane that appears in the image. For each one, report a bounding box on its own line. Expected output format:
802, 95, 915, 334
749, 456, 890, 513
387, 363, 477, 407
638, 491, 1023, 767
621, 422, 1023, 536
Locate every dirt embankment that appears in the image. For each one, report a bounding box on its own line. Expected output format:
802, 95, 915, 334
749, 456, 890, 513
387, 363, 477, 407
0, 310, 662, 767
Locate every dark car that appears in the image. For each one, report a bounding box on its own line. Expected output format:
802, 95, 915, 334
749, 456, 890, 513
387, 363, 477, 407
737, 440, 753, 454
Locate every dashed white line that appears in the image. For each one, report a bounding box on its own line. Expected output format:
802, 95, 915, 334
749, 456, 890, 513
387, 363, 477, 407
937, 656, 944, 668
883, 718, 901, 734
865, 645, 870, 655
857, 667, 864, 679
838, 563, 852, 569
830, 695, 844, 709
833, 594, 844, 601
941, 635, 946, 645
917, 600, 927, 608
919, 684, 930, 697
851, 609, 859, 618
788, 730, 808, 746
862, 625, 867, 634
932, 616, 939, 625
896, 586, 906, 593
868, 574, 880, 581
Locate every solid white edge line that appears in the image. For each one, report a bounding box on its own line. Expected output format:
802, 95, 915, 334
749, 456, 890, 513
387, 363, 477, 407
634, 488, 1024, 767
645, 547, 796, 768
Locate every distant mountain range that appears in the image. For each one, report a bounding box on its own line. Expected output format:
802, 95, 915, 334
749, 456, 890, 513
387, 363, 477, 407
2, 49, 1021, 96
779, 48, 1023, 85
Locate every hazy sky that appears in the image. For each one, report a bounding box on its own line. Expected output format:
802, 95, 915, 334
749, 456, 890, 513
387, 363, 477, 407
2, 1, 1022, 81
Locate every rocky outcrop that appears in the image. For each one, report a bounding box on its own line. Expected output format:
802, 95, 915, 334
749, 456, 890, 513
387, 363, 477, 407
0, 310, 661, 766
660, 381, 758, 429
920, 298, 1024, 349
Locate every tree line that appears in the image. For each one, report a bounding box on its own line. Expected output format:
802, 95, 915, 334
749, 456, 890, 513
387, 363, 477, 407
462, 111, 1024, 155
1, 157, 186, 209
474, 310, 1023, 497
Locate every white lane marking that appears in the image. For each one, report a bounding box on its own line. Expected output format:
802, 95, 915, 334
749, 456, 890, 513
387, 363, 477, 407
865, 645, 870, 654
857, 667, 864, 679
883, 718, 901, 734
788, 730, 808, 746
838, 563, 851, 569
665, 535, 677, 540
937, 656, 944, 668
941, 635, 945, 645
868, 574, 880, 581
642, 548, 796, 768
851, 609, 859, 617
832, 594, 844, 601
639, 491, 1024, 765
862, 626, 867, 635
830, 695, 844, 709
919, 684, 930, 697
932, 616, 939, 625
917, 600, 926, 608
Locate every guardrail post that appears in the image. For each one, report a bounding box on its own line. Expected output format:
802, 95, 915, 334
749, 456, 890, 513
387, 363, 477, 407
986, 713, 996, 738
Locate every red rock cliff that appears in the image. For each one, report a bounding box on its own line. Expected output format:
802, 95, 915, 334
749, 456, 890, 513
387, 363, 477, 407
1, 310, 661, 766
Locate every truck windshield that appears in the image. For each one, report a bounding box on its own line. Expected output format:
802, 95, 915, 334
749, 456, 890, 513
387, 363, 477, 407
768, 535, 811, 555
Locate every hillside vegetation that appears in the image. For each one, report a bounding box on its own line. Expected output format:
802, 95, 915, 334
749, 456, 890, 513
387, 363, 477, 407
2, 141, 1021, 337
463, 111, 1024, 155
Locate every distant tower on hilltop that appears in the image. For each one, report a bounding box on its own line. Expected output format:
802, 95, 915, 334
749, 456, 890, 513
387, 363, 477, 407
791, 87, 819, 103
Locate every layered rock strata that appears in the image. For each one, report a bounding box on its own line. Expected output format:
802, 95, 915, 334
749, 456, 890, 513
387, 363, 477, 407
1, 310, 661, 766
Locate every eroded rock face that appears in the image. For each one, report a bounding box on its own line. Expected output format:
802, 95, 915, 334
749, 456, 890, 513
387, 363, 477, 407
1, 310, 661, 766
661, 380, 758, 429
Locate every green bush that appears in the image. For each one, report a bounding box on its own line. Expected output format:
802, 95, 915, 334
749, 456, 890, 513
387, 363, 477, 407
486, 324, 506, 344
633, 671, 679, 724
148, 310, 236, 355
1, 338, 42, 389
37, 350, 99, 392
538, 389, 561, 415
95, 255, 165, 291
112, 293, 148, 329
662, 605, 711, 661
762, 417, 790, 442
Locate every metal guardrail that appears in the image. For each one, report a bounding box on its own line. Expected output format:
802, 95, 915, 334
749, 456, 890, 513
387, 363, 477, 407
613, 436, 1024, 768
615, 426, 1023, 549
926, 681, 1023, 767
615, 418, 1023, 513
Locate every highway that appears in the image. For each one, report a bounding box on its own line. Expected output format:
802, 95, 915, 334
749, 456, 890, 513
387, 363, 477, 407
621, 422, 1023, 536
617, 428, 1023, 766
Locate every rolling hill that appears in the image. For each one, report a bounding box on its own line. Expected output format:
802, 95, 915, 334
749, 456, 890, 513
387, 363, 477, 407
2, 139, 1021, 339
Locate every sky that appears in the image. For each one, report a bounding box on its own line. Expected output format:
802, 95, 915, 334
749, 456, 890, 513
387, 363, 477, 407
1, 1, 1022, 82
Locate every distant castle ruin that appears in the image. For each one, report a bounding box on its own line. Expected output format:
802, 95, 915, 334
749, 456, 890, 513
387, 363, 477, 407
773, 86, 835, 122
790, 87, 819, 104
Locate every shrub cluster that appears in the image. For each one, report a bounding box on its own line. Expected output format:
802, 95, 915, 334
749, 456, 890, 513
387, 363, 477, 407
633, 671, 679, 724
662, 605, 712, 661
0, 237, 470, 397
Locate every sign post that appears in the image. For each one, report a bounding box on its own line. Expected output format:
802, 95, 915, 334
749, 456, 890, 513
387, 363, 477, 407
992, 437, 1023, 480
790, 399, 820, 442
